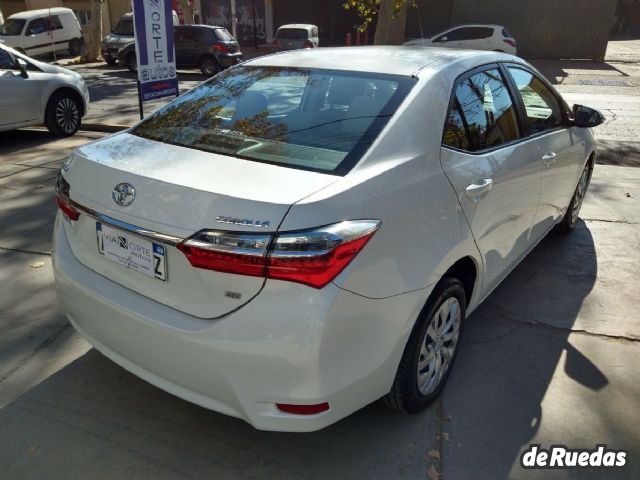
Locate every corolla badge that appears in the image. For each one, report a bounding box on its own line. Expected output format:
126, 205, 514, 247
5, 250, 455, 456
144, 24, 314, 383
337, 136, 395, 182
112, 183, 136, 207
216, 216, 270, 228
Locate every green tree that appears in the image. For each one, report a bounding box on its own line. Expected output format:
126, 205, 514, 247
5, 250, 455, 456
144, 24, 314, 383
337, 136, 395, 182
343, 0, 415, 45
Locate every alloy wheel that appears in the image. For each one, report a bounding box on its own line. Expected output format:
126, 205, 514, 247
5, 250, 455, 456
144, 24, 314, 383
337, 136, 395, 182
55, 98, 80, 134
201, 58, 217, 76
417, 296, 462, 396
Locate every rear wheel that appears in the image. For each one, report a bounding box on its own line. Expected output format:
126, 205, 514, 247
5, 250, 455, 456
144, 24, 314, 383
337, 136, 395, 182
199, 55, 220, 77
555, 161, 592, 233
69, 38, 82, 56
126, 52, 137, 72
382, 277, 466, 413
45, 91, 81, 137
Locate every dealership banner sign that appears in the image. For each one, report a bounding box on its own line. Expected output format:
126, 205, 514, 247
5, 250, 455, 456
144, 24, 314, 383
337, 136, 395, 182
132, 0, 178, 102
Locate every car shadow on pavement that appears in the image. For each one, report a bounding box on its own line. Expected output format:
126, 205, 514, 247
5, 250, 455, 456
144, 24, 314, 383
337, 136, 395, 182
440, 221, 623, 479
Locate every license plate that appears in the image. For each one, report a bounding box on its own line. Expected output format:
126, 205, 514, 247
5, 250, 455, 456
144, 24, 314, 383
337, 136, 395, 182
96, 222, 167, 281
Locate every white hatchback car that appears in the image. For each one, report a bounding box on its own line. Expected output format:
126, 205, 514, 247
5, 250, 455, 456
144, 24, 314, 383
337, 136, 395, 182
0, 44, 89, 135
404, 24, 517, 55
53, 47, 602, 432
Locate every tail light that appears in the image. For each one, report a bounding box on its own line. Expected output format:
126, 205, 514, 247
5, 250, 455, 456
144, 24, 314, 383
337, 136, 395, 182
303, 40, 313, 48
503, 38, 516, 48
213, 43, 228, 54
271, 40, 279, 49
55, 171, 80, 221
178, 220, 380, 288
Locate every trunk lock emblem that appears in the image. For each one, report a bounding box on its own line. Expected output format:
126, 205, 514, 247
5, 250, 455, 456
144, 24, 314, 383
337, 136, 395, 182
112, 183, 136, 207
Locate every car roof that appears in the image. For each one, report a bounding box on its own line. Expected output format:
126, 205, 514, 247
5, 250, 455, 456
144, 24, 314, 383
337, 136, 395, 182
277, 24, 317, 30
9, 7, 74, 19
441, 23, 504, 30
245, 46, 515, 77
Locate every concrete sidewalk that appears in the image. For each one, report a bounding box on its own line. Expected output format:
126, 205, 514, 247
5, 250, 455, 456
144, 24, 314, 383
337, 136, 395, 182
0, 129, 638, 479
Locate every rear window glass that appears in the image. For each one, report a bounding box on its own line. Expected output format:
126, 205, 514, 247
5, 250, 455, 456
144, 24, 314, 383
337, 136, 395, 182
113, 18, 134, 36
132, 66, 414, 175
502, 28, 512, 38
214, 28, 233, 41
275, 28, 308, 40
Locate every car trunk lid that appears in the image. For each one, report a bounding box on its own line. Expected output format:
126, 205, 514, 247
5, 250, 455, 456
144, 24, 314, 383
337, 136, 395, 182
61, 133, 337, 318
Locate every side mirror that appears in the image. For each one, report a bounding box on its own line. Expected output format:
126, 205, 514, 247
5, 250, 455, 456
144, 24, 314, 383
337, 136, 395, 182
16, 58, 28, 78
572, 104, 605, 128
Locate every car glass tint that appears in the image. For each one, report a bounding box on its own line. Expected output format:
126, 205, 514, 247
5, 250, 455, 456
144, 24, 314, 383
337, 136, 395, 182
0, 49, 13, 69
215, 28, 233, 41
452, 68, 520, 151
457, 27, 494, 40
27, 18, 47, 35
132, 66, 414, 175
49, 15, 63, 30
276, 28, 307, 40
508, 67, 564, 135
0, 19, 25, 35
114, 18, 134, 36
443, 102, 470, 150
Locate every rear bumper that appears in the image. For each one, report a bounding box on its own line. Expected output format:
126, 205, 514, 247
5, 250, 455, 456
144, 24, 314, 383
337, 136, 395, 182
218, 52, 243, 68
52, 214, 424, 431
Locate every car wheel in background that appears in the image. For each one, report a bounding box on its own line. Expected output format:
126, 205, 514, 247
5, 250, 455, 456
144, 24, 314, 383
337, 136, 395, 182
126, 53, 137, 72
69, 38, 82, 56
382, 277, 466, 413
555, 161, 593, 233
104, 57, 117, 66
199, 55, 220, 76
45, 91, 81, 137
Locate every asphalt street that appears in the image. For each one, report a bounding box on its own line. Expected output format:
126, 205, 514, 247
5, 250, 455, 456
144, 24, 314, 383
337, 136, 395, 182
0, 127, 638, 479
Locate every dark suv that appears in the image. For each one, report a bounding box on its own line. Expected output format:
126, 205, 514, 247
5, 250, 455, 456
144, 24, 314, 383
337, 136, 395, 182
117, 25, 242, 76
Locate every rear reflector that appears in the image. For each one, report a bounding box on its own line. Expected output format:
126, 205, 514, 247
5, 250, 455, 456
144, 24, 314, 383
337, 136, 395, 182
276, 402, 330, 415
503, 38, 516, 48
178, 220, 381, 288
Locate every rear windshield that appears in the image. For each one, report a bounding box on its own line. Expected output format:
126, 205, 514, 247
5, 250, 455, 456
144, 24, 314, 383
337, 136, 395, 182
275, 28, 308, 40
113, 18, 134, 36
502, 28, 513, 38
132, 66, 414, 175
214, 28, 233, 41
0, 19, 25, 36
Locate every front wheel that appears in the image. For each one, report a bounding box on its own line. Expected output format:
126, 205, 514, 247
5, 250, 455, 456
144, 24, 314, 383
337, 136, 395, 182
382, 277, 466, 413
555, 161, 592, 233
45, 91, 81, 137
199, 55, 220, 77
126, 52, 137, 72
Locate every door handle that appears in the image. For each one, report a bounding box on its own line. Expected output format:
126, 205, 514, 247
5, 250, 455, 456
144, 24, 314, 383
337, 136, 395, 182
465, 178, 493, 202
541, 152, 557, 167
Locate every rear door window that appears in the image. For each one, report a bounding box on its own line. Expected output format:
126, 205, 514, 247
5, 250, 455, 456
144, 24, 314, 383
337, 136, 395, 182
443, 67, 520, 151
276, 28, 308, 40
214, 28, 233, 41
49, 15, 64, 30
507, 67, 564, 135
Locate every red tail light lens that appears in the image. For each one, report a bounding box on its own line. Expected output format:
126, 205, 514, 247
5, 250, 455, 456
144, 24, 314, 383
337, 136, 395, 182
178, 220, 381, 289
213, 43, 228, 53
303, 40, 313, 48
271, 40, 279, 48
503, 38, 516, 48
55, 170, 80, 221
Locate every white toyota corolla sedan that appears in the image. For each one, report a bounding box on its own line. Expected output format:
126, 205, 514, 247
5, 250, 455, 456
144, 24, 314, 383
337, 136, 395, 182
53, 47, 603, 432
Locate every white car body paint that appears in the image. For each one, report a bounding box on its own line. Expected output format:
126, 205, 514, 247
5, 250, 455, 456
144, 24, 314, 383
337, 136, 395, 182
53, 47, 596, 431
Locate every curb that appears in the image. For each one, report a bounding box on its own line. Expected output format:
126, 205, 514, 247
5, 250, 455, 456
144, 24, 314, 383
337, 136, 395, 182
80, 123, 129, 133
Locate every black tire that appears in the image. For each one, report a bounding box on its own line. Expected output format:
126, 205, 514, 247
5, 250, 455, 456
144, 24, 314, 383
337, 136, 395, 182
199, 55, 220, 77
45, 91, 82, 137
382, 277, 466, 414
104, 57, 117, 66
126, 52, 137, 72
555, 161, 593, 233
69, 38, 82, 56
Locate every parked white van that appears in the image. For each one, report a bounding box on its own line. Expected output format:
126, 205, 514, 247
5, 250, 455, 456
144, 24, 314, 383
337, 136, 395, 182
0, 8, 83, 57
